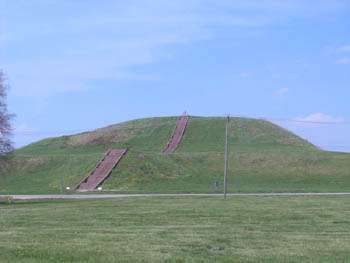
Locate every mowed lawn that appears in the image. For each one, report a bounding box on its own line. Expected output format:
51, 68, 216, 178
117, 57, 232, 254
0, 196, 350, 262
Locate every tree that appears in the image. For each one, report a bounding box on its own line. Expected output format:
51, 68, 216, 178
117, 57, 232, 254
0, 71, 13, 158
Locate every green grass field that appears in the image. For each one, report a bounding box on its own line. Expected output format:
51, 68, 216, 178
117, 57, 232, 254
1, 116, 350, 194
1, 196, 349, 262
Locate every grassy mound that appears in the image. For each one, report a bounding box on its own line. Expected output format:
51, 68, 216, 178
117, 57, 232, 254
1, 117, 350, 194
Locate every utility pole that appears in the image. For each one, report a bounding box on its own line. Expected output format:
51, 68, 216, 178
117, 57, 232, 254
224, 115, 229, 200
60, 176, 64, 194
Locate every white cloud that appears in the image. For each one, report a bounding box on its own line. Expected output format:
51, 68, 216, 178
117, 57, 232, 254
327, 45, 350, 55
2, 0, 349, 97
14, 123, 37, 135
275, 88, 289, 96
336, 57, 350, 65
210, 0, 347, 13
338, 45, 350, 53
295, 113, 345, 124
236, 72, 252, 78
327, 45, 350, 65
2, 0, 276, 97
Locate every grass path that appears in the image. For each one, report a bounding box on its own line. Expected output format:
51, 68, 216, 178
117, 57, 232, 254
2, 192, 350, 201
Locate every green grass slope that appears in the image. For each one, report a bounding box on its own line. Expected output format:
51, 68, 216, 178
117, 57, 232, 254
1, 116, 350, 194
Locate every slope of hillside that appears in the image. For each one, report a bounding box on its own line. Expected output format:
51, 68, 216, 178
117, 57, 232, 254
1, 117, 350, 194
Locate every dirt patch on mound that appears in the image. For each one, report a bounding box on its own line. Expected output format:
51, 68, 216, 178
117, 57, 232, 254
67, 128, 133, 146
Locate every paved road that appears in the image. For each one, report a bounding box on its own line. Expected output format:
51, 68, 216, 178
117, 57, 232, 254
2, 193, 350, 201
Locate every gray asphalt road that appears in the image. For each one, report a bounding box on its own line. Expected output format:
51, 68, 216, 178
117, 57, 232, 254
1, 193, 350, 201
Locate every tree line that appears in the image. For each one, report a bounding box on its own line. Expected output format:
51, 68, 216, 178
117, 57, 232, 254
0, 71, 13, 167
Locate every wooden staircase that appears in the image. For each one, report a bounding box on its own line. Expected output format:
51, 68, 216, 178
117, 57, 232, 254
76, 149, 128, 191
162, 114, 189, 154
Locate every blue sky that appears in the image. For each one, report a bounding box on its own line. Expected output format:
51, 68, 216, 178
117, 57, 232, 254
1, 0, 350, 151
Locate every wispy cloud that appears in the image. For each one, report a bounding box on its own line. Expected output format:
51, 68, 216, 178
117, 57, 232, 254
295, 113, 345, 124
336, 57, 350, 65
1, 0, 277, 97
337, 45, 350, 53
14, 123, 38, 135
275, 88, 289, 96
326, 45, 350, 65
327, 45, 350, 55
2, 0, 349, 97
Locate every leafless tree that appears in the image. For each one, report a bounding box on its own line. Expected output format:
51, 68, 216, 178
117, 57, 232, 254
0, 71, 13, 164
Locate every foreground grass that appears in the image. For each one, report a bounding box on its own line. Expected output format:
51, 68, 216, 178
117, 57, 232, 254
0, 196, 349, 262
